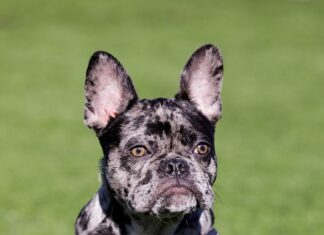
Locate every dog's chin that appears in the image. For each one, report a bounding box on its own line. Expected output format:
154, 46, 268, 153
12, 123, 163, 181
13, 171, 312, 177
150, 187, 198, 218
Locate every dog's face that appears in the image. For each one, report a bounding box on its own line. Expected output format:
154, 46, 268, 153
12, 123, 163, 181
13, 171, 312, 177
83, 44, 223, 218
100, 99, 216, 216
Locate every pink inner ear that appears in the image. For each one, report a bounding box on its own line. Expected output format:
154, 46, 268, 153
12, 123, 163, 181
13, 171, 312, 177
84, 51, 138, 133
103, 109, 117, 123
110, 111, 117, 119
183, 47, 223, 123
86, 65, 124, 128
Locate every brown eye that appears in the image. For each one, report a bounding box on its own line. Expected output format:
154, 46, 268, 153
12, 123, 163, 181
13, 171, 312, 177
130, 146, 147, 157
194, 143, 210, 155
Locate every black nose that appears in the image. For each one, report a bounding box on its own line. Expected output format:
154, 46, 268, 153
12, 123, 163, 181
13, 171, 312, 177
159, 158, 189, 178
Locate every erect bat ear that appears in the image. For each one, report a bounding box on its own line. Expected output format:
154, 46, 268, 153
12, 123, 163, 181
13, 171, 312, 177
176, 44, 224, 125
84, 51, 138, 136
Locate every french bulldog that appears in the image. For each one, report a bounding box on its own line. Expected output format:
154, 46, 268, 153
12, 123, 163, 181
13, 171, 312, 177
75, 44, 224, 235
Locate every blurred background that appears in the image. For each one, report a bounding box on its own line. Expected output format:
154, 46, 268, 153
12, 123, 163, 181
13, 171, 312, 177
0, 0, 323, 234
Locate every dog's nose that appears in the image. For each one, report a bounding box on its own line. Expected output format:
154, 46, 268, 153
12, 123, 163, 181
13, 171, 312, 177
159, 158, 189, 178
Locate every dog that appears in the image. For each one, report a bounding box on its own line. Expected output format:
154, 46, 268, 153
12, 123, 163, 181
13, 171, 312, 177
75, 44, 224, 235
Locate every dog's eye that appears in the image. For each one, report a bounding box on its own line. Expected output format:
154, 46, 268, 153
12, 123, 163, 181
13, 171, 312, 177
194, 143, 210, 156
130, 146, 147, 157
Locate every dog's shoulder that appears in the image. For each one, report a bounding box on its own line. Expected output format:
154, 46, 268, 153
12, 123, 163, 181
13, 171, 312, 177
75, 192, 104, 234
75, 187, 119, 235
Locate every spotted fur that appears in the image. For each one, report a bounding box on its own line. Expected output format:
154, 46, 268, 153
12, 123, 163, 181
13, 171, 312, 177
75, 44, 224, 235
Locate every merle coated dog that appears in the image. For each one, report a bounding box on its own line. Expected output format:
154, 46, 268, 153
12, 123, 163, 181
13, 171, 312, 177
75, 44, 224, 235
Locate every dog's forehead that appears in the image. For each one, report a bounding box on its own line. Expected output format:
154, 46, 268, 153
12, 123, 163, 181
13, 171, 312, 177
126, 99, 194, 127
118, 98, 214, 143
131, 99, 185, 120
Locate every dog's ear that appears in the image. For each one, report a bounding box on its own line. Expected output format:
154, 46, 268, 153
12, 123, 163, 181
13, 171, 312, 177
176, 44, 224, 125
84, 51, 137, 135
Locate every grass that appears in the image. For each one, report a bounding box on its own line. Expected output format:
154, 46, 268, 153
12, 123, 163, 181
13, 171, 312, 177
0, 0, 323, 234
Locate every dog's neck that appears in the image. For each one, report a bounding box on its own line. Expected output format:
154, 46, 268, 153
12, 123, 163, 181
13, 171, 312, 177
126, 214, 182, 235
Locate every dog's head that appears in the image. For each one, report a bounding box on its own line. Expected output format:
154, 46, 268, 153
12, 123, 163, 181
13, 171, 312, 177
84, 44, 224, 218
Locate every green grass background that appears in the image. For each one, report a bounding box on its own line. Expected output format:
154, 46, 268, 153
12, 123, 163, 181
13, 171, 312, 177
1, 0, 323, 234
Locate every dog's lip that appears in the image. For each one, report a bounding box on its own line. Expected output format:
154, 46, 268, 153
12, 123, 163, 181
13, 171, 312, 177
155, 179, 200, 198
136, 179, 206, 214
160, 184, 192, 196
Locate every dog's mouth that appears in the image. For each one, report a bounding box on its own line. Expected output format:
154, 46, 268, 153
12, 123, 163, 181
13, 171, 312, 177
155, 179, 203, 199
129, 176, 213, 217
142, 179, 205, 216
160, 184, 193, 197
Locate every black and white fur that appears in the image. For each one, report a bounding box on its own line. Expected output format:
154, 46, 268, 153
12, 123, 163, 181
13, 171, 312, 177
75, 44, 224, 235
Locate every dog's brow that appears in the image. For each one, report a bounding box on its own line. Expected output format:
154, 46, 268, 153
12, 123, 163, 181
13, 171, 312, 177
124, 136, 148, 149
